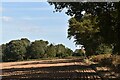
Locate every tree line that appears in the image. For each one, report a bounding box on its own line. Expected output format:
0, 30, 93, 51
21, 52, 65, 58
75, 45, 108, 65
1, 38, 73, 62
0, 38, 113, 62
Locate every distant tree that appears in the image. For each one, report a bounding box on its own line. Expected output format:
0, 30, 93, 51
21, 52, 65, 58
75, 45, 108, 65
65, 48, 73, 57
1, 44, 7, 61
0, 45, 2, 62
20, 38, 30, 59
55, 44, 66, 58
4, 40, 27, 61
46, 44, 56, 58
28, 40, 48, 59
74, 49, 85, 56
21, 38, 30, 48
1, 38, 74, 61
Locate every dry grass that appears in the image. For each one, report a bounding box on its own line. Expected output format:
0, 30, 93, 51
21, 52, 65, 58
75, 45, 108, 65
89, 54, 111, 62
89, 54, 120, 73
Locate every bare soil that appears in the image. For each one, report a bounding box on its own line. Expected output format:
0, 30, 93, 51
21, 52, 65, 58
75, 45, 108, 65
0, 58, 119, 80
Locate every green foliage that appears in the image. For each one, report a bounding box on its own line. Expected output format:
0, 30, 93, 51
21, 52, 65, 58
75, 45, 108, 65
49, 2, 120, 54
20, 38, 30, 59
55, 44, 66, 58
2, 38, 30, 61
68, 15, 101, 55
89, 54, 111, 62
65, 48, 73, 57
0, 45, 2, 62
4, 40, 27, 61
1, 38, 73, 62
96, 43, 113, 54
1, 44, 7, 61
74, 49, 84, 56
21, 38, 30, 48
46, 44, 56, 58
28, 40, 48, 59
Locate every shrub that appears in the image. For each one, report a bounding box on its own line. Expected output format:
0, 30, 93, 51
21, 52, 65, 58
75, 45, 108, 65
89, 54, 111, 62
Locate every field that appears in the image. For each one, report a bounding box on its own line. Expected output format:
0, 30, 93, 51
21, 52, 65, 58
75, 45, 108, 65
0, 58, 120, 80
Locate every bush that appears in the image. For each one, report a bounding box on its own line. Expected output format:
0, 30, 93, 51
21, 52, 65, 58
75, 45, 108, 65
89, 54, 111, 62
111, 55, 120, 72
98, 54, 120, 73
95, 43, 113, 54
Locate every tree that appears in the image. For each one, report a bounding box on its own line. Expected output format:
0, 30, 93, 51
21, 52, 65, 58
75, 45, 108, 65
21, 38, 30, 48
96, 43, 113, 54
68, 14, 101, 55
1, 38, 74, 61
49, 2, 120, 54
55, 44, 66, 58
46, 44, 56, 58
74, 49, 85, 56
1, 44, 7, 61
4, 40, 27, 61
28, 40, 48, 59
65, 47, 73, 57
0, 45, 2, 62
20, 38, 30, 59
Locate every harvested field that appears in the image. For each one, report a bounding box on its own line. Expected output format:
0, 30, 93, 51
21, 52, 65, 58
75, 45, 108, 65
0, 58, 119, 80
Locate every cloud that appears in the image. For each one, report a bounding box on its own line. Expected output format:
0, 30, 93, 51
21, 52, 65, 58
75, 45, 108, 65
21, 27, 40, 32
81, 11, 86, 15
0, 16, 13, 22
19, 26, 45, 34
22, 17, 33, 20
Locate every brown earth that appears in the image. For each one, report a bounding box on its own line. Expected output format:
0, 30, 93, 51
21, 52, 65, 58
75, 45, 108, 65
0, 58, 119, 80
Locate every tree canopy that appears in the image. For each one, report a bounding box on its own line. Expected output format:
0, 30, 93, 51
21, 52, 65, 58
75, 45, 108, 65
49, 2, 120, 54
28, 40, 49, 59
1, 38, 73, 62
4, 40, 27, 61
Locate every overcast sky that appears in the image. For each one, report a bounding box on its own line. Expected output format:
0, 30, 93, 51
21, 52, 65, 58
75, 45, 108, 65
1, 2, 81, 50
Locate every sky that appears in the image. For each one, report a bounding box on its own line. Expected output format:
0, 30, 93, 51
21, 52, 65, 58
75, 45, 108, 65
1, 2, 81, 51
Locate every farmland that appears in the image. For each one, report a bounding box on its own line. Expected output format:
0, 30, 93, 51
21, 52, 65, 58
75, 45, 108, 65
1, 58, 119, 80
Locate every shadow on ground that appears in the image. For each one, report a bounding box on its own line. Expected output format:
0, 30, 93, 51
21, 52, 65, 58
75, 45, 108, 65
1, 59, 120, 80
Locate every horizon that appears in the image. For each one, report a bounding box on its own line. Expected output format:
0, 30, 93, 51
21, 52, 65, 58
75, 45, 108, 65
1, 2, 81, 51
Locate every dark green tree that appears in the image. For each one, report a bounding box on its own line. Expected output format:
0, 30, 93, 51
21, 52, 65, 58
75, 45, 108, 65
46, 44, 56, 58
55, 44, 67, 58
0, 45, 2, 62
65, 47, 73, 57
4, 40, 27, 61
28, 40, 48, 59
68, 15, 101, 55
74, 49, 85, 56
21, 38, 30, 48
20, 38, 30, 59
49, 2, 120, 54
1, 44, 7, 61
96, 43, 113, 54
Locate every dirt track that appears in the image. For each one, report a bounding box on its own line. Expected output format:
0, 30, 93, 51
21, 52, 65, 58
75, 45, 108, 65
0, 58, 119, 80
